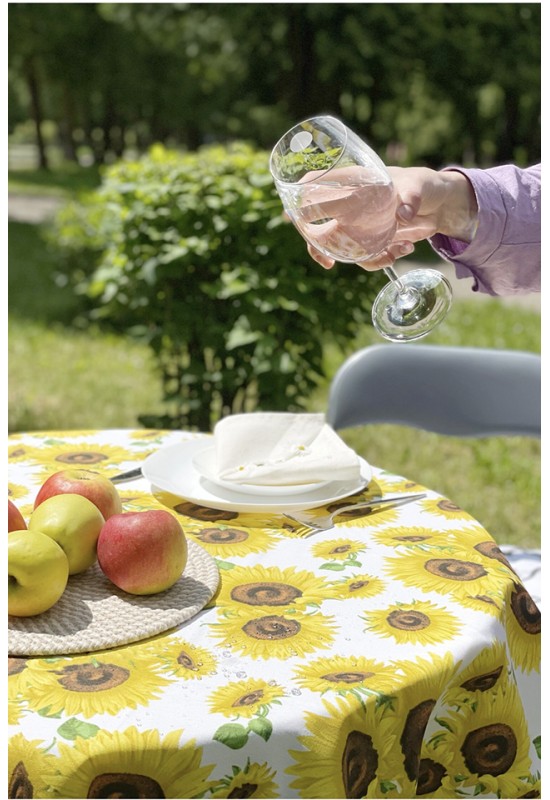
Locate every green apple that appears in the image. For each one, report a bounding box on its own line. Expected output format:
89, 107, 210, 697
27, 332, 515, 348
8, 529, 69, 616
28, 494, 105, 575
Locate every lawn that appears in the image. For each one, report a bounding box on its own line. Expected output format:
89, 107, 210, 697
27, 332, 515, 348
8, 165, 541, 549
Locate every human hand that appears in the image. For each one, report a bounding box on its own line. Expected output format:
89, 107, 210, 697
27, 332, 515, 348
306, 166, 478, 272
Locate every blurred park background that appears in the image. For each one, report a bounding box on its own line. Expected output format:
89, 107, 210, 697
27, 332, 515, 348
8, 3, 540, 547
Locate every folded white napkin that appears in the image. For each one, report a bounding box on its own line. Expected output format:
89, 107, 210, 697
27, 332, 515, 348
213, 412, 361, 486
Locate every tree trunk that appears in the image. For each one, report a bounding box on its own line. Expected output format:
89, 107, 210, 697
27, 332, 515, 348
24, 57, 48, 170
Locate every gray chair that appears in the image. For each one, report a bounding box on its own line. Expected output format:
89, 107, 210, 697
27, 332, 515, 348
326, 344, 541, 438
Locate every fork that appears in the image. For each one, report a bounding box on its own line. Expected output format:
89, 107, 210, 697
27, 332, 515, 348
283, 492, 427, 535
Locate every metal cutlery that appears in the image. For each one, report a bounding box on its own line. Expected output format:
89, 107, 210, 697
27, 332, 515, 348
110, 467, 144, 484
283, 492, 427, 535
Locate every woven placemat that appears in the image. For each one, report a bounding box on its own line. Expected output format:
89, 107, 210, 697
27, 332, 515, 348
8, 540, 220, 657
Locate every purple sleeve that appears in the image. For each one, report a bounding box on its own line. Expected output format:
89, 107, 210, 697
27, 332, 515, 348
429, 164, 541, 296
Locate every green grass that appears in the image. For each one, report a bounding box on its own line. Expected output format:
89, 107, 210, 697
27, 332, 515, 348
9, 163, 102, 197
8, 167, 541, 548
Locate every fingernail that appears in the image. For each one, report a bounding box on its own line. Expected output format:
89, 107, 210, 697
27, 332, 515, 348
398, 204, 415, 221
399, 242, 414, 255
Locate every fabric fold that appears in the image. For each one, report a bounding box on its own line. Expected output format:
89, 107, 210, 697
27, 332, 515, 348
213, 412, 361, 486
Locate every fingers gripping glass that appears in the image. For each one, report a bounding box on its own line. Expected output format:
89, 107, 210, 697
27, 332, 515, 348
269, 116, 452, 342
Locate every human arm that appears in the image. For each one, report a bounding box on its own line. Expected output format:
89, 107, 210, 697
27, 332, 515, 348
307, 163, 541, 296
429, 164, 541, 295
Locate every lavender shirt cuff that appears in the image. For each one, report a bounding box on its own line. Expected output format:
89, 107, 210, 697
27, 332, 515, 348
429, 164, 541, 296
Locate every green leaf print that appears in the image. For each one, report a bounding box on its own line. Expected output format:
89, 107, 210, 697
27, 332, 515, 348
57, 717, 101, 741
213, 722, 249, 749
247, 716, 273, 741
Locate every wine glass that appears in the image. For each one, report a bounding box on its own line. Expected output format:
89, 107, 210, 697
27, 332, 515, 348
269, 115, 452, 342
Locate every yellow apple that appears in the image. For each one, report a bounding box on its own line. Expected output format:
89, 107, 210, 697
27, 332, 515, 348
29, 494, 105, 575
8, 529, 69, 616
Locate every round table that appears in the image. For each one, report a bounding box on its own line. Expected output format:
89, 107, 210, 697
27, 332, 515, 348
8, 429, 541, 799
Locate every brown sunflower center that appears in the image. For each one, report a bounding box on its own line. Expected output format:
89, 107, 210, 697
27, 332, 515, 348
461, 666, 503, 692
461, 723, 517, 776
342, 730, 378, 798
401, 699, 437, 780
55, 452, 107, 465
231, 582, 302, 606
87, 773, 165, 798
55, 663, 130, 692
228, 783, 258, 798
417, 758, 447, 795
232, 690, 264, 707
387, 610, 430, 630
9, 761, 33, 799
197, 528, 248, 544
424, 558, 486, 581
510, 583, 541, 634
321, 671, 375, 684
242, 615, 300, 640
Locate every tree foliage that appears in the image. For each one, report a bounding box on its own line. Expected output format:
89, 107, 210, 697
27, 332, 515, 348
51, 143, 383, 429
9, 3, 540, 169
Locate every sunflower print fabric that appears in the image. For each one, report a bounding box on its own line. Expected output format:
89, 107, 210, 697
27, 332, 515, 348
8, 430, 541, 798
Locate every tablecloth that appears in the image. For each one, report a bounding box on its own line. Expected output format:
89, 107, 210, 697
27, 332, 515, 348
8, 429, 541, 799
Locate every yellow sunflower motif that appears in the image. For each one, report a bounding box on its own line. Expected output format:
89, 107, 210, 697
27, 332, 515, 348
211, 760, 279, 798
8, 699, 24, 725
215, 564, 330, 612
9, 442, 42, 463
454, 589, 506, 617
443, 641, 510, 707
54, 725, 215, 799
311, 538, 367, 562
115, 490, 166, 511
24, 648, 172, 718
208, 678, 284, 718
293, 654, 403, 697
387, 651, 460, 787
505, 581, 541, 673
8, 733, 59, 799
154, 637, 218, 680
129, 429, 174, 442
287, 694, 402, 798
30, 441, 133, 478
186, 524, 276, 557
209, 607, 337, 660
8, 483, 28, 502
370, 475, 425, 495
421, 496, 473, 521
370, 526, 448, 550
8, 656, 32, 698
327, 572, 385, 601
426, 683, 534, 798
8, 657, 32, 721
384, 547, 512, 601
364, 599, 461, 646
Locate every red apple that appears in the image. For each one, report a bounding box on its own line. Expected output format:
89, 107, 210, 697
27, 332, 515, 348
97, 510, 188, 595
8, 499, 27, 533
34, 469, 122, 520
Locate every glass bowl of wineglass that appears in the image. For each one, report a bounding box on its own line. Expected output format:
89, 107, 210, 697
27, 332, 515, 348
269, 115, 452, 342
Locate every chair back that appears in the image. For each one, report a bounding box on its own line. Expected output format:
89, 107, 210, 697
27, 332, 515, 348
326, 344, 541, 438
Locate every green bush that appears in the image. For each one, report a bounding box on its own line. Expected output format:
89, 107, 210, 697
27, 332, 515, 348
51, 143, 383, 430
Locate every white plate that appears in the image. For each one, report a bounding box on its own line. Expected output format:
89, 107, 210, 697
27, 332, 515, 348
142, 438, 372, 514
192, 446, 330, 496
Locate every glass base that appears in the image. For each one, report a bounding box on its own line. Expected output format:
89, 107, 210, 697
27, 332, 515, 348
371, 269, 453, 342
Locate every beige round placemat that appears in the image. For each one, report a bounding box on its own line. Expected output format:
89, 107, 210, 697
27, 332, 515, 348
8, 540, 220, 657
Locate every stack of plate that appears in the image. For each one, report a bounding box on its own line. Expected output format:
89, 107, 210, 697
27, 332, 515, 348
142, 438, 372, 513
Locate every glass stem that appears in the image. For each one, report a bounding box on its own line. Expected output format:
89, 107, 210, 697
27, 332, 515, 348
383, 266, 406, 294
